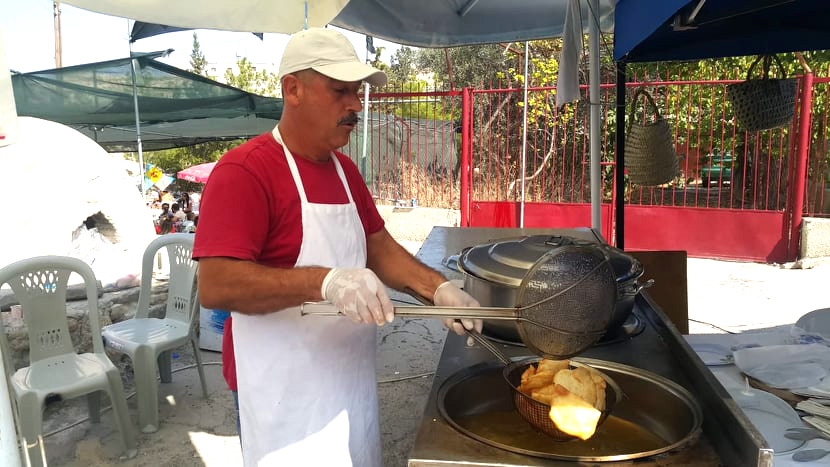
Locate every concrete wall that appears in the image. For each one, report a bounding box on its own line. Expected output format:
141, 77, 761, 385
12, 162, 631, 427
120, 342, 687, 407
802, 217, 830, 259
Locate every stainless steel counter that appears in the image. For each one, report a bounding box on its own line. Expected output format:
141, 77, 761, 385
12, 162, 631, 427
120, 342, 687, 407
406, 227, 772, 467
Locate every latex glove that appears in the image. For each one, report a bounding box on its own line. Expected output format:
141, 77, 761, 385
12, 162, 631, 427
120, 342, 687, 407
433, 281, 483, 347
322, 268, 394, 326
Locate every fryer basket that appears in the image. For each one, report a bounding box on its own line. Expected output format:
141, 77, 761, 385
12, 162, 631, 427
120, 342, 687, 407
503, 357, 622, 440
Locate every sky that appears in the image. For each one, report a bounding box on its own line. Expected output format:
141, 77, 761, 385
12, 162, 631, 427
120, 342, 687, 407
0, 0, 401, 74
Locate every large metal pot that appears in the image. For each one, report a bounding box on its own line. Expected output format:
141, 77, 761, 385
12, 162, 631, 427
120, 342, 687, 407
456, 235, 649, 342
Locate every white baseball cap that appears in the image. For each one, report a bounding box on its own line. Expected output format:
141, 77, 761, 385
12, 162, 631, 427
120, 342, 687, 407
278, 28, 387, 87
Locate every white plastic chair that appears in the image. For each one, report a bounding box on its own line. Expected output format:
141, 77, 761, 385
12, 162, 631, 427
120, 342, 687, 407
101, 233, 207, 433
0, 256, 136, 466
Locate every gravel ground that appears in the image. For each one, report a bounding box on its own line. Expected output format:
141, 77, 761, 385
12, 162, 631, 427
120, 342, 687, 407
30, 207, 830, 466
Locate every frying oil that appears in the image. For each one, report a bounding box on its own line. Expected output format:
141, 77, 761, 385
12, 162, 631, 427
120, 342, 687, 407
457, 411, 666, 456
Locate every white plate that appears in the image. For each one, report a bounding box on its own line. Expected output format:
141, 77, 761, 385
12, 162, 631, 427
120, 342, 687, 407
690, 343, 734, 366
733, 344, 830, 389
795, 308, 830, 341
728, 387, 805, 454
791, 376, 830, 399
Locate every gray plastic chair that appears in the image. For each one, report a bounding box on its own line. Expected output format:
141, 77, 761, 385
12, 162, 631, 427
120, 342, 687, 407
0, 256, 136, 466
101, 233, 207, 433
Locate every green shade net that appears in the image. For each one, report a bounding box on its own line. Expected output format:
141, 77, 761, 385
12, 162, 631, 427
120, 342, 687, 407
11, 51, 282, 152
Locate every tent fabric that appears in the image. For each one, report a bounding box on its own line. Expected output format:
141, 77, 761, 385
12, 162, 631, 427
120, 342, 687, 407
77, 116, 278, 152
331, 0, 615, 48
122, 0, 615, 49
614, 0, 830, 62
130, 21, 263, 43
11, 54, 281, 152
63, 0, 349, 35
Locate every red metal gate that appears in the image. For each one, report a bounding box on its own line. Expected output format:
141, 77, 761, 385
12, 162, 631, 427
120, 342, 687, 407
457, 70, 829, 262
344, 73, 830, 262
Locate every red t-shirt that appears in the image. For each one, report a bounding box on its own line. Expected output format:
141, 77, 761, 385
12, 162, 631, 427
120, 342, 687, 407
194, 131, 385, 391
193, 131, 384, 266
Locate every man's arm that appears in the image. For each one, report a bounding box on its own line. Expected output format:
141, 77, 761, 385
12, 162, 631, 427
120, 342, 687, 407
366, 227, 483, 340
365, 227, 446, 300
198, 257, 328, 314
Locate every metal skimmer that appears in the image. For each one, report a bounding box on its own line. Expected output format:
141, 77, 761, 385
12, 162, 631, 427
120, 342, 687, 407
302, 244, 618, 359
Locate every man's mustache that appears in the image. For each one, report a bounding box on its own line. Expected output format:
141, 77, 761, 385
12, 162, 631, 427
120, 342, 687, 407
338, 113, 359, 125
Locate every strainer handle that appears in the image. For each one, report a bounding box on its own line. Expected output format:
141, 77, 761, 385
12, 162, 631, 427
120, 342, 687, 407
301, 302, 519, 320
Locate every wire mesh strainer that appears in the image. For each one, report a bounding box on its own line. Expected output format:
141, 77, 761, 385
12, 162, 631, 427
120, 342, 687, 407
513, 244, 618, 358
302, 244, 618, 359
503, 357, 623, 440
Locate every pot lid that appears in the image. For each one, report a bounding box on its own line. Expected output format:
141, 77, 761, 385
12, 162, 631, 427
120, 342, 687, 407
459, 235, 642, 286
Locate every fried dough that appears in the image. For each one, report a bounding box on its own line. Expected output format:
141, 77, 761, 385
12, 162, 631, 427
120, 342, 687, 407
548, 384, 602, 440
553, 367, 598, 408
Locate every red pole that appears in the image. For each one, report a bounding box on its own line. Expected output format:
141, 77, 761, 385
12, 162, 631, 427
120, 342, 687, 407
789, 71, 814, 261
460, 87, 472, 227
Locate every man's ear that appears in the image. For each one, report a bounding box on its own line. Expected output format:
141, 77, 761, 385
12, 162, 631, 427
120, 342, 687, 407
281, 75, 302, 105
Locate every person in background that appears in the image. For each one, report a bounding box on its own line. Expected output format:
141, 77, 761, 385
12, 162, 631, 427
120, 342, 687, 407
158, 217, 174, 234
180, 192, 193, 216
190, 192, 201, 215
170, 203, 187, 223
194, 27, 481, 467
158, 203, 171, 222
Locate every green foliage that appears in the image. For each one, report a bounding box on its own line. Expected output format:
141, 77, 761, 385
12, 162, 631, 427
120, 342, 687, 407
224, 57, 280, 96
133, 35, 276, 192
388, 47, 418, 85
416, 44, 515, 88
189, 32, 208, 77
367, 47, 454, 121
368, 46, 389, 73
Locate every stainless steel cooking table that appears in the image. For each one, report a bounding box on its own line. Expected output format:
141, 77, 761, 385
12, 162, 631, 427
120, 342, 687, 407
406, 227, 772, 467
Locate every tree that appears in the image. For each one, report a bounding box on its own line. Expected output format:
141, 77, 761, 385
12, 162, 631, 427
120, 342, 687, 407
189, 32, 209, 77
224, 57, 280, 96
388, 46, 417, 85
416, 44, 515, 89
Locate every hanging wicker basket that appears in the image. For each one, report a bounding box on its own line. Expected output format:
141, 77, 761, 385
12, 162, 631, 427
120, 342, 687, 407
726, 55, 797, 132
624, 89, 679, 186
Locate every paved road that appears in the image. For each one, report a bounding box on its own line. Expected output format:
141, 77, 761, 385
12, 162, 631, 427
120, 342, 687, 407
687, 257, 830, 334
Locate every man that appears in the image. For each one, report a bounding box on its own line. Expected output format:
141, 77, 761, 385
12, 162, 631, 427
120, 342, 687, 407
158, 203, 171, 221
194, 28, 481, 467
170, 202, 187, 222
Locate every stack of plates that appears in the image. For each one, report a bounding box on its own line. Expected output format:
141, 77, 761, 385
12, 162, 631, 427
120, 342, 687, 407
794, 308, 830, 344
728, 387, 806, 453
733, 344, 830, 390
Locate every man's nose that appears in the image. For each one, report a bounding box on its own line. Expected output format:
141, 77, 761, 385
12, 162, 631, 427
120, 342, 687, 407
347, 91, 363, 112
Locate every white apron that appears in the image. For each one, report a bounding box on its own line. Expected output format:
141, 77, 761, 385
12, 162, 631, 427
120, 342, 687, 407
232, 128, 381, 467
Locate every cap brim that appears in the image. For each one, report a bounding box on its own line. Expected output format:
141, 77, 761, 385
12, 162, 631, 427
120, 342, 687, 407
312, 62, 388, 87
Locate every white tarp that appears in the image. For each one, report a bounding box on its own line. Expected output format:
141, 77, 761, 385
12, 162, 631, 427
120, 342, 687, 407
62, 0, 349, 34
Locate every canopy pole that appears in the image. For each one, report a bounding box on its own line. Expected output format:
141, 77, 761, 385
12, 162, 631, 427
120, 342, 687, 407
588, 0, 602, 232
589, 0, 601, 233
361, 42, 370, 181
614, 61, 627, 249
129, 40, 144, 193
519, 41, 529, 228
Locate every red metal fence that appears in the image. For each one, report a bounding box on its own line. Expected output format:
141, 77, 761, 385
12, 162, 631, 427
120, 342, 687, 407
342, 71, 830, 261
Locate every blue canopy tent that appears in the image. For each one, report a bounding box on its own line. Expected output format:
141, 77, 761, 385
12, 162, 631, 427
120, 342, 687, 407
610, 0, 830, 251
613, 0, 830, 63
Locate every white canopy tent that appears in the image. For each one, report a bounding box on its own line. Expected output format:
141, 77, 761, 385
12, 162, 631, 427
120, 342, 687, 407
62, 0, 350, 34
